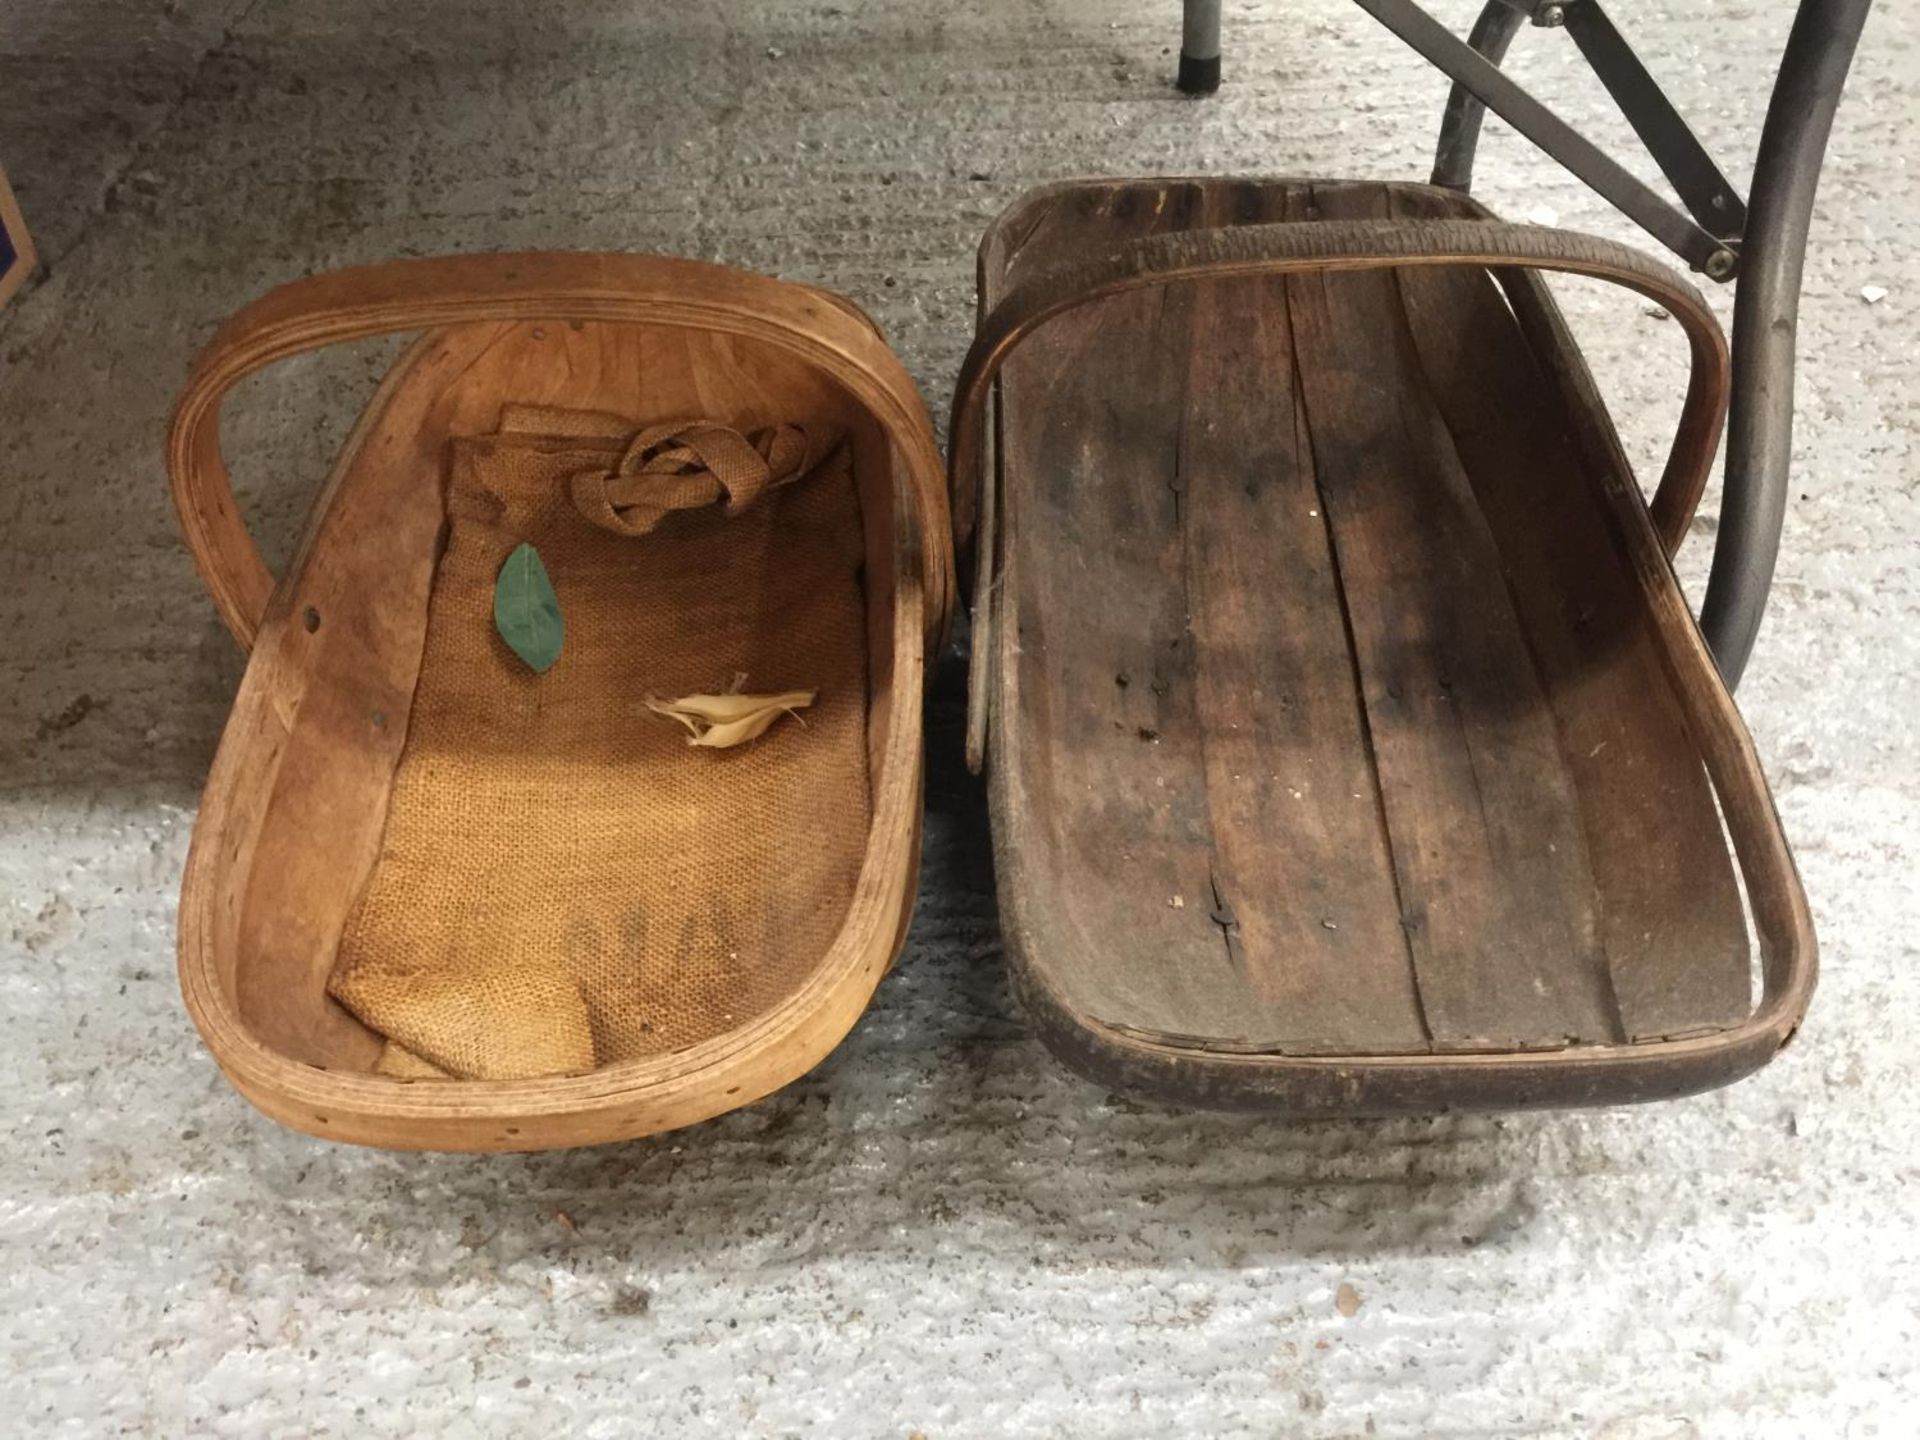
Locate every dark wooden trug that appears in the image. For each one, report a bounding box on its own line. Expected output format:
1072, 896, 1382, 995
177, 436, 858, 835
968, 178, 1808, 1112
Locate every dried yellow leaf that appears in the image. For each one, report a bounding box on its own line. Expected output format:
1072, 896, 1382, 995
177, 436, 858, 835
645, 690, 815, 748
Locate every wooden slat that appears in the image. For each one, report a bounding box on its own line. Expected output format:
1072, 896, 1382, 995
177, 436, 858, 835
996, 180, 1432, 1048
991, 177, 1745, 1056
1284, 184, 1621, 1049
996, 182, 1261, 1040
1179, 269, 1429, 1052
1384, 190, 1751, 1038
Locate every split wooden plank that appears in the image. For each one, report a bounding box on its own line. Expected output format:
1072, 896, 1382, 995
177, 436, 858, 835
1284, 183, 1622, 1049
993, 181, 1262, 1040
1179, 258, 1429, 1053
1386, 188, 1752, 1037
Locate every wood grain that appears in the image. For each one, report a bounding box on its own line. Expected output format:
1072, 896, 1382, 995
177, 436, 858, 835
1179, 270, 1429, 1052
1384, 186, 1752, 1039
996, 182, 1255, 1041
170, 261, 939, 1151
1285, 182, 1617, 1049
968, 178, 1803, 1109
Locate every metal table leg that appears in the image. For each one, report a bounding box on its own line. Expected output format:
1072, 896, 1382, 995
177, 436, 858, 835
1385, 0, 1869, 686
1180, 0, 1223, 94
1431, 1, 1528, 190
1702, 0, 1872, 686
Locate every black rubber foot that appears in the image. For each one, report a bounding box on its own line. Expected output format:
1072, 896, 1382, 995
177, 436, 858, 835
1177, 52, 1222, 94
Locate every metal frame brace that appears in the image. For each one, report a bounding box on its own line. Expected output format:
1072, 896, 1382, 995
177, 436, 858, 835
1364, 0, 1745, 279
1377, 0, 1869, 686
1177, 0, 1869, 683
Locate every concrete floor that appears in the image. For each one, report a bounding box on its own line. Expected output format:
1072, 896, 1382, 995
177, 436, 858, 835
2, 1, 1915, 1434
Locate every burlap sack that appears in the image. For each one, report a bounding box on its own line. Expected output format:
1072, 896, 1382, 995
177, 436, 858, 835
327, 408, 870, 1080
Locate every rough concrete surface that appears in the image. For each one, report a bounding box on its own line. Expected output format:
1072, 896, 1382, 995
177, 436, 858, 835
1, 2, 1915, 1435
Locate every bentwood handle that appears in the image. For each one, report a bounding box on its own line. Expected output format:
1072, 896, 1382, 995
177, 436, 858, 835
950, 217, 1731, 773
168, 251, 955, 650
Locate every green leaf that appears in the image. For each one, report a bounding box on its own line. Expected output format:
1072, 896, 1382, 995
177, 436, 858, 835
493, 542, 564, 673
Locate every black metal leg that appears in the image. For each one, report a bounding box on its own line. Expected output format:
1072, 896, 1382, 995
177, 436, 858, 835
1431, 1, 1528, 190
1701, 0, 1872, 686
1180, 0, 1223, 94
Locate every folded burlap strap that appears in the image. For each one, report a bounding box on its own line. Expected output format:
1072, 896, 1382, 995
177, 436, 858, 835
568, 419, 836, 537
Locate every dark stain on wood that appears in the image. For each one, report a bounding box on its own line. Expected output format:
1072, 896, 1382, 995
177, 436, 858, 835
979, 178, 1756, 1075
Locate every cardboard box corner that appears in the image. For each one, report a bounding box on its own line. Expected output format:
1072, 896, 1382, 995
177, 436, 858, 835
0, 164, 38, 311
